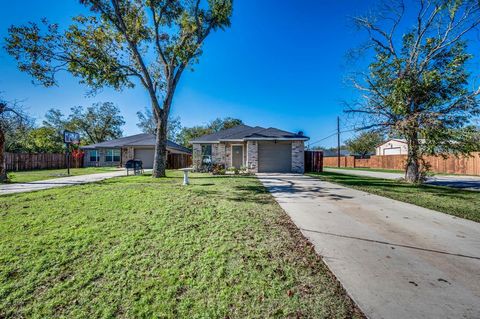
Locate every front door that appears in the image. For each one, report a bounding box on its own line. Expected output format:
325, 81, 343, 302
232, 145, 243, 168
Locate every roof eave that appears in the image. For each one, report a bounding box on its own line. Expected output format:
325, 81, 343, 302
189, 141, 220, 144
244, 137, 310, 141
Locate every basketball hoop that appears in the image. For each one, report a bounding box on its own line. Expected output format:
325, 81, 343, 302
64, 131, 81, 144
63, 131, 81, 175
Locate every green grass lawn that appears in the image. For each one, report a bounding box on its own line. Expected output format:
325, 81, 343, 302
8, 167, 120, 183
308, 171, 480, 223
325, 166, 479, 177
0, 171, 361, 318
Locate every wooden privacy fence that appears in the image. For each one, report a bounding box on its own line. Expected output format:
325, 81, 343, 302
304, 151, 323, 172
5, 153, 83, 171
324, 152, 480, 176
167, 153, 192, 169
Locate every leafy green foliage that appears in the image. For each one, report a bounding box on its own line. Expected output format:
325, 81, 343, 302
44, 102, 125, 145
0, 171, 361, 318
345, 131, 384, 158
24, 126, 65, 153
70, 102, 125, 144
177, 117, 243, 148
5, 0, 233, 177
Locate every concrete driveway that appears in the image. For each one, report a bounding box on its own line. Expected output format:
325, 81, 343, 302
0, 170, 128, 195
257, 174, 480, 319
325, 167, 480, 191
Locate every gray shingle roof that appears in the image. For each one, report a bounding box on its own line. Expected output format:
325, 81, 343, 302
81, 133, 192, 154
190, 125, 309, 143
190, 125, 255, 142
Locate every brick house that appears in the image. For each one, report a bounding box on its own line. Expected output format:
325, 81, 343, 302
81, 134, 192, 169
190, 125, 309, 173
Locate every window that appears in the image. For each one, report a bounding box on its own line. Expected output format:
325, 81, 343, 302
106, 149, 121, 162
201, 145, 212, 164
89, 150, 100, 162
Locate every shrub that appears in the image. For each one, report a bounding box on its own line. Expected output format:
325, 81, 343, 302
212, 164, 226, 175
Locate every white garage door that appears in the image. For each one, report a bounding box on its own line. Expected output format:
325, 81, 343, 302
134, 148, 155, 169
383, 148, 401, 155
258, 141, 292, 173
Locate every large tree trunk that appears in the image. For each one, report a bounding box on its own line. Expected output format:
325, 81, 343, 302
405, 131, 421, 183
152, 112, 168, 178
0, 128, 6, 183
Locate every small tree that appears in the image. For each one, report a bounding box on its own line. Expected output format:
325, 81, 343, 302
345, 132, 383, 158
6, 0, 232, 177
349, 0, 480, 182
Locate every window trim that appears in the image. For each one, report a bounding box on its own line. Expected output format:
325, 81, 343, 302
89, 150, 100, 162
105, 149, 121, 162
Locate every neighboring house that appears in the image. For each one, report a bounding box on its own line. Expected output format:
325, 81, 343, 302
376, 139, 426, 155
81, 133, 192, 168
190, 125, 309, 173
376, 139, 409, 155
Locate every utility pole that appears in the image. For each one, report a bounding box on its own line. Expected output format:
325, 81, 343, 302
337, 116, 340, 168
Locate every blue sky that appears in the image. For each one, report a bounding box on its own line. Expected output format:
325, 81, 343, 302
0, 0, 478, 148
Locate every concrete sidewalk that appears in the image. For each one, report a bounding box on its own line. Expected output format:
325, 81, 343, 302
257, 173, 480, 319
0, 170, 128, 195
325, 167, 480, 191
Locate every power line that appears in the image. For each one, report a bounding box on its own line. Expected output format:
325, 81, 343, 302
308, 127, 359, 147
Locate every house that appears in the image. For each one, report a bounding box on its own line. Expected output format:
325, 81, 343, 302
376, 139, 409, 155
190, 125, 309, 173
81, 133, 192, 168
376, 138, 426, 155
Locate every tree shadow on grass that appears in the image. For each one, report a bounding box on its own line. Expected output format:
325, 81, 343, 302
313, 172, 478, 202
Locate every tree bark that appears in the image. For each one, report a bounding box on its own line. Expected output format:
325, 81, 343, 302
0, 128, 6, 183
152, 111, 168, 178
405, 131, 420, 183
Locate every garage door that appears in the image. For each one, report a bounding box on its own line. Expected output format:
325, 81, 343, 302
258, 141, 292, 173
134, 148, 155, 169
383, 148, 401, 155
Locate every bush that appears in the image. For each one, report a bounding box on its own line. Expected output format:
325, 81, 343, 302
211, 164, 226, 175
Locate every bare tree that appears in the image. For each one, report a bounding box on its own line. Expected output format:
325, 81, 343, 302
347, 0, 480, 182
0, 98, 28, 182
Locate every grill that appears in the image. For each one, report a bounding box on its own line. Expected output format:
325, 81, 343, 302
125, 159, 143, 176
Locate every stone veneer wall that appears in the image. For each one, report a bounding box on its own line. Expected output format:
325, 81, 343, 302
192, 144, 202, 170
291, 141, 305, 173
224, 143, 232, 168
212, 143, 226, 164
246, 141, 258, 173
121, 147, 135, 166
